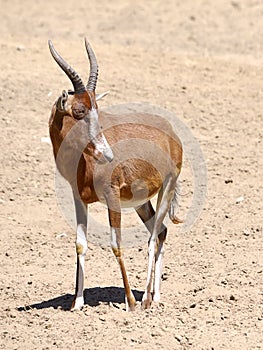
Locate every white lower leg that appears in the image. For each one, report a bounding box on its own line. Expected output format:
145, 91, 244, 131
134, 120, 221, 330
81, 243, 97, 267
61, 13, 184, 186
142, 239, 156, 305
153, 243, 165, 302
72, 255, 85, 310
71, 224, 87, 310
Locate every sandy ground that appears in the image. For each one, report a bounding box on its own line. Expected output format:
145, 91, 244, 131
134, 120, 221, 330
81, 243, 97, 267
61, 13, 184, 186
0, 0, 262, 349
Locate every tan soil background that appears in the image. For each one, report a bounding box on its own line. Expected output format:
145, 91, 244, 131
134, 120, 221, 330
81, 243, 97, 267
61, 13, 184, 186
0, 0, 262, 349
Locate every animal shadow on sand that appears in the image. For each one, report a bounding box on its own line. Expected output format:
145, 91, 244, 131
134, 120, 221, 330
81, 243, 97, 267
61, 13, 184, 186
17, 287, 144, 311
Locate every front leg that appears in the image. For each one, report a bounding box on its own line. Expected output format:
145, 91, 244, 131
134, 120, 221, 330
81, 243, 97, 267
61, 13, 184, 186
71, 196, 88, 311
106, 187, 136, 311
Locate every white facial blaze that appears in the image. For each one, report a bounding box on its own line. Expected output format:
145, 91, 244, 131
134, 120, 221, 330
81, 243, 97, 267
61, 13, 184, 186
88, 108, 114, 162
88, 108, 100, 140
95, 134, 114, 160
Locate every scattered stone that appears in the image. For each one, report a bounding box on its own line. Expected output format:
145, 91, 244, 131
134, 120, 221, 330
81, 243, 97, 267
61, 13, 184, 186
151, 330, 162, 337
175, 335, 182, 342
56, 232, 67, 239
225, 179, 233, 184
16, 45, 25, 51
41, 136, 51, 144
162, 272, 168, 281
236, 196, 244, 204
243, 229, 250, 236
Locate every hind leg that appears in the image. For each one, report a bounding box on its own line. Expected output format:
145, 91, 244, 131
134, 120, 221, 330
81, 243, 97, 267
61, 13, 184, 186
135, 200, 155, 233
153, 227, 167, 302
136, 201, 167, 304
140, 175, 177, 309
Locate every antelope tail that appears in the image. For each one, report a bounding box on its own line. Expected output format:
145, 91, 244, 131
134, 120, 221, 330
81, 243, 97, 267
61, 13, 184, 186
169, 185, 183, 224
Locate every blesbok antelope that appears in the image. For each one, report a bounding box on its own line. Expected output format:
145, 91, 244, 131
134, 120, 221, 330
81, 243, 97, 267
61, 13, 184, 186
48, 38, 183, 311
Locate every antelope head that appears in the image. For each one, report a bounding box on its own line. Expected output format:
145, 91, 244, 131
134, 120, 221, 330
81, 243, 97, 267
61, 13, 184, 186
48, 39, 114, 164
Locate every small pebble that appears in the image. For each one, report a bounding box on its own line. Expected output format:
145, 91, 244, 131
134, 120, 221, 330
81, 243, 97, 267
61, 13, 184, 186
56, 232, 67, 238
41, 136, 51, 144
16, 45, 25, 51
236, 196, 244, 204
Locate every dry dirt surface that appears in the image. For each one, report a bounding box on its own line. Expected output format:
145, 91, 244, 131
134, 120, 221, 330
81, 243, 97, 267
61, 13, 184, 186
0, 0, 262, 349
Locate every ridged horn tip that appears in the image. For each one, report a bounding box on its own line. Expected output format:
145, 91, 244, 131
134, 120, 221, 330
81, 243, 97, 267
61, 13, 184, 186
85, 38, 99, 92
48, 39, 86, 94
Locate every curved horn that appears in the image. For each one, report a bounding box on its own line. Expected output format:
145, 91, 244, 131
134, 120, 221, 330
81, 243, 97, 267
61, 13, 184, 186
48, 40, 86, 94
85, 38, 98, 92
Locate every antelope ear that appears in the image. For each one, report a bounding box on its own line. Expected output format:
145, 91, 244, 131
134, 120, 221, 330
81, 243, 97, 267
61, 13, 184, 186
96, 90, 110, 101
56, 90, 68, 111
